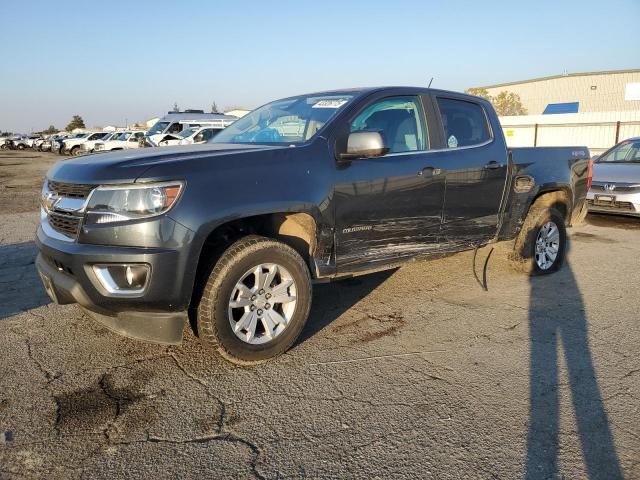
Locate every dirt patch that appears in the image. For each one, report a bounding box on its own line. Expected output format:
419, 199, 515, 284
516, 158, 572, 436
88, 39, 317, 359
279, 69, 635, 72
572, 232, 618, 244
333, 312, 406, 343
54, 374, 146, 435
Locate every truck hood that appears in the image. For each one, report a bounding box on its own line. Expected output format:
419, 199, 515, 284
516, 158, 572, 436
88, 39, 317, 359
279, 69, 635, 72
47, 144, 286, 184
593, 162, 640, 183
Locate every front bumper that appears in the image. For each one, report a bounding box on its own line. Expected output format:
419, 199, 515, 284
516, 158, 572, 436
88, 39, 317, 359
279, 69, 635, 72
586, 190, 640, 217
35, 219, 199, 344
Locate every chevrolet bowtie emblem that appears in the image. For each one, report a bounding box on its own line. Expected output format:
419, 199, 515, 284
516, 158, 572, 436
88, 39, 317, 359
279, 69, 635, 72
42, 191, 59, 212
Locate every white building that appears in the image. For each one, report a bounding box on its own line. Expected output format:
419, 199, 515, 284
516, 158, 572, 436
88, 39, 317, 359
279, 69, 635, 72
475, 69, 640, 115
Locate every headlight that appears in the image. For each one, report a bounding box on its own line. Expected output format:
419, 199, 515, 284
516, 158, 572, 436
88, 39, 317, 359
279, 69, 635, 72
84, 181, 184, 224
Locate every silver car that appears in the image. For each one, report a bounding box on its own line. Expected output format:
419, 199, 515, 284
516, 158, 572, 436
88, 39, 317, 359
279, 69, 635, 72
587, 137, 640, 217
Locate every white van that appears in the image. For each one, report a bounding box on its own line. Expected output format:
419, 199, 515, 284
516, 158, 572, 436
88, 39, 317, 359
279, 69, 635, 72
145, 110, 236, 146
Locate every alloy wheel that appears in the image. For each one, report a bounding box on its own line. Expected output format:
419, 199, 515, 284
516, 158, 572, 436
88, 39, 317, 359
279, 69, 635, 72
535, 221, 560, 270
228, 263, 297, 345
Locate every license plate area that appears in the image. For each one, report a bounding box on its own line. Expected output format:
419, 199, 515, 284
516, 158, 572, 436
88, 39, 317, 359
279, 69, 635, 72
594, 194, 616, 206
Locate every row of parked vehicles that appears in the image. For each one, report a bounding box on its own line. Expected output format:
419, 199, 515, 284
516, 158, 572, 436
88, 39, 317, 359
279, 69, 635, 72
1, 110, 238, 156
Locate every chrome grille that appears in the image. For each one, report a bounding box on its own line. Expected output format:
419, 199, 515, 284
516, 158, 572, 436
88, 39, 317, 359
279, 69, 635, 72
48, 180, 96, 199
48, 210, 82, 237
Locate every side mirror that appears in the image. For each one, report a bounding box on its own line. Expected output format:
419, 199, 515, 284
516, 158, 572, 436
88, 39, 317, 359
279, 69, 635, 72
340, 131, 388, 160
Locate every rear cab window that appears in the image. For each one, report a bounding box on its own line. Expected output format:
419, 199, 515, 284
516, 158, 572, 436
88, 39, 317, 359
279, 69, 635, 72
436, 97, 492, 148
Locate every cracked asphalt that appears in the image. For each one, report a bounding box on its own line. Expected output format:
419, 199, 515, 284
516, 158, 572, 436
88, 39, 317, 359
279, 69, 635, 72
1, 150, 639, 479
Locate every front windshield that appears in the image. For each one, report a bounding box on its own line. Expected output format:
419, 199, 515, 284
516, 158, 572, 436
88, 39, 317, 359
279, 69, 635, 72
210, 93, 355, 145
598, 140, 640, 163
147, 121, 170, 136
178, 127, 197, 139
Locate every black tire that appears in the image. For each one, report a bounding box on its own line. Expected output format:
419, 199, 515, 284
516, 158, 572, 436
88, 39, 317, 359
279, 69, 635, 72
17, 144, 25, 150
70, 146, 81, 156
197, 235, 312, 365
511, 205, 567, 275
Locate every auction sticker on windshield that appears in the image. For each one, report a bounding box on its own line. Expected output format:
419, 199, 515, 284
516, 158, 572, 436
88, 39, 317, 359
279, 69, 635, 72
313, 99, 349, 109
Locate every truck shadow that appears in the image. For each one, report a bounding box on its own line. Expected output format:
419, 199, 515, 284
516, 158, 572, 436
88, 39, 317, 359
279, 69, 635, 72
0, 241, 50, 320
526, 254, 622, 479
298, 269, 398, 344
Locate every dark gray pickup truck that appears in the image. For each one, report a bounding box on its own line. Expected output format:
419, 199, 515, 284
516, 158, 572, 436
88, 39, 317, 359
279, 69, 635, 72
36, 87, 591, 364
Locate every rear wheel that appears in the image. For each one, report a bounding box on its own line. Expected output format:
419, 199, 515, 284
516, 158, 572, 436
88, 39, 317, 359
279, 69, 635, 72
17, 144, 25, 150
197, 235, 312, 365
512, 205, 567, 275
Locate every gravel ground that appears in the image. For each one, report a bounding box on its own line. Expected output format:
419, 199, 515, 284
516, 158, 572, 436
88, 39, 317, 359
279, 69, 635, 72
0, 150, 638, 479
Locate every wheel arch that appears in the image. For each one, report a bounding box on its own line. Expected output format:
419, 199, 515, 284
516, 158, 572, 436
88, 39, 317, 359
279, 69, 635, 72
528, 186, 572, 224
188, 211, 321, 314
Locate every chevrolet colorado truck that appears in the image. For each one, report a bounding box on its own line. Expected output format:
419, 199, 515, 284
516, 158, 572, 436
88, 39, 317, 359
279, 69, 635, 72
35, 87, 591, 364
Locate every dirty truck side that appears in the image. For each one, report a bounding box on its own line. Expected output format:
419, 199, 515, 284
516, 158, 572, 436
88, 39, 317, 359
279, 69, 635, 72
35, 87, 591, 364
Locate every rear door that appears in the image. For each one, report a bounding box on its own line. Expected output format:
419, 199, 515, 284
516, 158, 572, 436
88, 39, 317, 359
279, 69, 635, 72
334, 94, 447, 271
432, 95, 509, 247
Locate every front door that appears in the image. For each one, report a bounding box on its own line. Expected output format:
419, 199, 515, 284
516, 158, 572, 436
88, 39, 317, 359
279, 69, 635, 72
334, 95, 446, 272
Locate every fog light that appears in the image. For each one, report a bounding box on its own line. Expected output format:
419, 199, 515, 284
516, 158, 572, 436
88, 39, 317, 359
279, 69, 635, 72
92, 264, 150, 295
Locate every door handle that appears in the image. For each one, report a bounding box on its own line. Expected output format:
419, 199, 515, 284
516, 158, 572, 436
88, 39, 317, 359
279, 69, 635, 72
484, 161, 502, 170
418, 167, 441, 177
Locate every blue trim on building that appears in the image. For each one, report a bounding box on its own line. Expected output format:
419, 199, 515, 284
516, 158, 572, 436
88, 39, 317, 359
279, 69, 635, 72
543, 102, 580, 114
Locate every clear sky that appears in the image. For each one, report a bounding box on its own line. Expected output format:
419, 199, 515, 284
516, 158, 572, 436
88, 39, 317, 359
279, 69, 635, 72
1, 0, 638, 132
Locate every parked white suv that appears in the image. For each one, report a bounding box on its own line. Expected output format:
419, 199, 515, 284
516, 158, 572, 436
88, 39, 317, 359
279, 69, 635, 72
158, 126, 223, 146
81, 132, 122, 154
62, 132, 111, 156
94, 131, 145, 152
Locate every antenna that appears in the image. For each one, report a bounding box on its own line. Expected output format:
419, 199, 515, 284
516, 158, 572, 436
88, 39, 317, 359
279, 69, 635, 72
428, 77, 434, 88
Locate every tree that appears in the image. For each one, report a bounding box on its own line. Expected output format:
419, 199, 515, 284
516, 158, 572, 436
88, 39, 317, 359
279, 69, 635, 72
465, 88, 527, 116
211, 101, 219, 113
43, 125, 58, 134
65, 115, 86, 132
491, 91, 527, 116
465, 88, 492, 100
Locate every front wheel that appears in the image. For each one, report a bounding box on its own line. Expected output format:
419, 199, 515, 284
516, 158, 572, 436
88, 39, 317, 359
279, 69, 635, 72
70, 146, 81, 156
197, 235, 312, 365
512, 205, 567, 275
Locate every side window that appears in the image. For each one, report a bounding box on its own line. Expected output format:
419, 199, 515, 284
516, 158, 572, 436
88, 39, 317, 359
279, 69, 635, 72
167, 122, 182, 134
437, 98, 491, 148
350, 96, 427, 154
